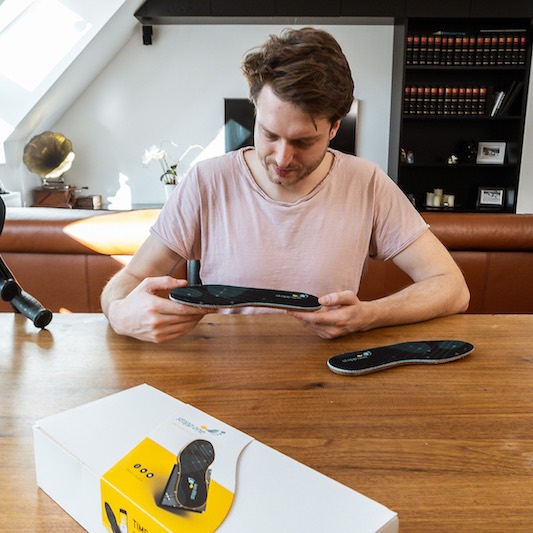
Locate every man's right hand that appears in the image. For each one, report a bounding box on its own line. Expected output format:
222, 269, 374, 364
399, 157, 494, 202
107, 276, 215, 343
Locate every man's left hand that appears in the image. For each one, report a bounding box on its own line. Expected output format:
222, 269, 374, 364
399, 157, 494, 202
287, 290, 365, 339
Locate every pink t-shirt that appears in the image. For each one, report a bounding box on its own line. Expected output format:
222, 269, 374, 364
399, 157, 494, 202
151, 148, 428, 310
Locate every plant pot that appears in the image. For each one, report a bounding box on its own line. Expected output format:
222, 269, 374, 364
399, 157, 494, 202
164, 183, 176, 200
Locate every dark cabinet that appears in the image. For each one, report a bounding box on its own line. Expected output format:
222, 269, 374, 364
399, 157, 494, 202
277, 1, 340, 17
405, 0, 533, 18
389, 18, 532, 213
405, 0, 470, 18
340, 0, 405, 17
470, 0, 533, 18
134, 0, 533, 21
134, 0, 210, 22
211, 1, 275, 17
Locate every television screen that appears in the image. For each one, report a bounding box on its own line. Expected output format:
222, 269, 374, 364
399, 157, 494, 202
224, 98, 358, 155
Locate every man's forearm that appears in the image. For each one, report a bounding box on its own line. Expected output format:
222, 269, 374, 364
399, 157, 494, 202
100, 269, 142, 317
360, 271, 470, 331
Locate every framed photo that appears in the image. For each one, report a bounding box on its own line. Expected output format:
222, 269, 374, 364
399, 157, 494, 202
476, 141, 506, 165
477, 187, 505, 209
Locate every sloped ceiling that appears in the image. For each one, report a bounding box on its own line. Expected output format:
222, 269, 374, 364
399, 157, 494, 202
0, 0, 143, 167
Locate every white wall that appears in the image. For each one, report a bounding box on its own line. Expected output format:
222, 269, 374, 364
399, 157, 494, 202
0, 0, 135, 161
47, 24, 394, 207
0, 0, 144, 201
517, 75, 533, 213
6, 21, 532, 211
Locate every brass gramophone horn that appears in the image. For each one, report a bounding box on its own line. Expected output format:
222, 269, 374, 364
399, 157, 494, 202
23, 131, 74, 180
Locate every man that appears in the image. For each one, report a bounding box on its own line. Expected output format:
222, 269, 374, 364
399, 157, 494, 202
102, 27, 469, 343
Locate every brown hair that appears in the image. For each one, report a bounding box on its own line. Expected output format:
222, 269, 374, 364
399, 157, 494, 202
241, 27, 354, 123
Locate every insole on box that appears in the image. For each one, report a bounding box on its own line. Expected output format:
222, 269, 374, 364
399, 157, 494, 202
160, 439, 215, 513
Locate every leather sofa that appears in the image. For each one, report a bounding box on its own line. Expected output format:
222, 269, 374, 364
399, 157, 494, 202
0, 208, 168, 313
359, 212, 533, 313
1, 207, 532, 314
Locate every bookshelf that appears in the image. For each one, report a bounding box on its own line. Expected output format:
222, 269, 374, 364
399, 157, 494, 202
389, 18, 532, 213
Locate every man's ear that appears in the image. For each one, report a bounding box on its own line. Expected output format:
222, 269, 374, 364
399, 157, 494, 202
329, 119, 342, 141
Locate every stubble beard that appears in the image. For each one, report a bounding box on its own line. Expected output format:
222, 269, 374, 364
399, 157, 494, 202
260, 150, 327, 189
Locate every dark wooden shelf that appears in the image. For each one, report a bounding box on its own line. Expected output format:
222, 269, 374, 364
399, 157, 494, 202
400, 162, 518, 168
391, 17, 532, 214
403, 114, 521, 119
406, 64, 527, 70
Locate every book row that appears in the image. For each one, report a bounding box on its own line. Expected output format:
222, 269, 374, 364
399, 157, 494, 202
406, 32, 528, 67
404, 85, 488, 116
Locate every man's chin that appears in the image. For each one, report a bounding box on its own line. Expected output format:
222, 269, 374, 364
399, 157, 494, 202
267, 168, 304, 187
268, 175, 302, 188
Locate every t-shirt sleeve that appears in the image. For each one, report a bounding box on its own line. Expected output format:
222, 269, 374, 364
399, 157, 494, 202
368, 168, 429, 261
150, 166, 203, 260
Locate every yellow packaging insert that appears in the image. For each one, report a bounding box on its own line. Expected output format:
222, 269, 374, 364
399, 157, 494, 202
101, 402, 253, 532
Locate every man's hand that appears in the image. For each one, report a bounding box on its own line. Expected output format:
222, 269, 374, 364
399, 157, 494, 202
288, 230, 470, 340
287, 290, 365, 339
107, 276, 214, 343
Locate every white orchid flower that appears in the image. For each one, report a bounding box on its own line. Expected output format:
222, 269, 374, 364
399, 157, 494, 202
143, 141, 204, 185
142, 145, 166, 166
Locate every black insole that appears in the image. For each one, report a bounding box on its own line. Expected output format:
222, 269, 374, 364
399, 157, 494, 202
104, 502, 121, 533
170, 284, 321, 311
159, 439, 215, 513
327, 340, 474, 375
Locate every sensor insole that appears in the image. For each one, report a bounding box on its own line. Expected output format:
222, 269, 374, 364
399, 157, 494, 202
104, 502, 120, 533
170, 284, 321, 311
327, 340, 474, 375
159, 439, 215, 513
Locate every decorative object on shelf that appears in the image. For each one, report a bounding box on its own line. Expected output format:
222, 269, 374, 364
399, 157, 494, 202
400, 148, 415, 164
447, 154, 458, 165
426, 188, 455, 209
75, 195, 102, 210
459, 139, 478, 163
143, 142, 204, 186
476, 141, 506, 165
143, 143, 177, 184
23, 131, 75, 188
477, 187, 505, 210
32, 186, 77, 208
490, 82, 524, 117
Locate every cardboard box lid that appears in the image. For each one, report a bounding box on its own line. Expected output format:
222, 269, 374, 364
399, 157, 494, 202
34, 384, 398, 532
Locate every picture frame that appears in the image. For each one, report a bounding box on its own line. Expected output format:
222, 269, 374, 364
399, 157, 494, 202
476, 141, 506, 165
477, 187, 505, 209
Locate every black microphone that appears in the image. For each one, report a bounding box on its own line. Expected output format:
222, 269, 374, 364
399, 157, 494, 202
0, 277, 20, 302
10, 290, 53, 329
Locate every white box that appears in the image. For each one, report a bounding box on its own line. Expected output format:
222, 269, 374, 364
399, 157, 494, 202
1, 191, 22, 206
33, 384, 398, 532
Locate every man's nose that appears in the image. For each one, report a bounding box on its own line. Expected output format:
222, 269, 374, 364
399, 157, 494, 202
274, 140, 294, 167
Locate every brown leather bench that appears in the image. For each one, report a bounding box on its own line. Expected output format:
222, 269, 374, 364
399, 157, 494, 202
0, 208, 164, 312
359, 212, 533, 313
1, 208, 532, 314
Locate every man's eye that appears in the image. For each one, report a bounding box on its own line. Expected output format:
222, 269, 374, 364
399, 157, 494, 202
295, 140, 314, 148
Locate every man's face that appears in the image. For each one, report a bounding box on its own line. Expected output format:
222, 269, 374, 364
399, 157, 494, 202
253, 85, 340, 190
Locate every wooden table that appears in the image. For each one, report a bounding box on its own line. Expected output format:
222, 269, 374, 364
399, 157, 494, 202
2, 313, 533, 532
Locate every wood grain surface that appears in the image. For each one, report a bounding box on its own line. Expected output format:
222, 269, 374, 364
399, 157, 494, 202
1, 313, 532, 532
